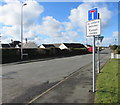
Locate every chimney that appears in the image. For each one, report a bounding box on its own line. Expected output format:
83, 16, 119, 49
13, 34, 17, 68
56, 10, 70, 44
25, 38, 27, 43
11, 39, 13, 43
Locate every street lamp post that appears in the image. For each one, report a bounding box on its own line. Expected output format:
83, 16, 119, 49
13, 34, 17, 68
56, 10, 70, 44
21, 3, 27, 60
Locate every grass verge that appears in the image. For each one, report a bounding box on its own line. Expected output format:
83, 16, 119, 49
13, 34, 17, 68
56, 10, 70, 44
95, 59, 120, 104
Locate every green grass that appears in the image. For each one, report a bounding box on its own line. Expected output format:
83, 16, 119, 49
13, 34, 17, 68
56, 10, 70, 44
95, 59, 120, 104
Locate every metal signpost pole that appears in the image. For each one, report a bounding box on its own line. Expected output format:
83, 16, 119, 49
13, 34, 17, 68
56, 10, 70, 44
97, 37, 100, 73
97, 36, 104, 73
93, 36, 95, 92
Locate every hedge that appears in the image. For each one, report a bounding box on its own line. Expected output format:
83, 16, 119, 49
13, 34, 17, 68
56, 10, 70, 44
114, 45, 120, 54
1, 48, 89, 64
110, 45, 120, 54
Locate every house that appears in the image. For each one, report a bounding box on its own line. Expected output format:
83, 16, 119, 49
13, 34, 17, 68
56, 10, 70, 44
59, 43, 85, 50
84, 44, 92, 48
15, 44, 21, 48
9, 41, 21, 48
23, 42, 38, 48
53, 44, 61, 48
0, 44, 10, 48
39, 44, 56, 49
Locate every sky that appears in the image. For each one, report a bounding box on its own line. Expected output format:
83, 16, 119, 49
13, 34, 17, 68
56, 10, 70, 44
0, 0, 119, 46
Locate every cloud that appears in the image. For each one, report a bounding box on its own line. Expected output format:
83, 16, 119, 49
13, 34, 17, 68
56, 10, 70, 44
68, 2, 112, 34
1, 0, 19, 3
63, 22, 74, 31
101, 37, 114, 46
0, 0, 81, 45
100, 31, 119, 46
0, 2, 21, 26
24, 30, 38, 39
112, 31, 120, 45
33, 16, 63, 38
30, 16, 80, 44
23, 1, 44, 27
99, 7, 112, 27
0, 1, 114, 46
0, 0, 43, 26
0, 0, 44, 43
112, 31, 119, 37
1, 26, 20, 39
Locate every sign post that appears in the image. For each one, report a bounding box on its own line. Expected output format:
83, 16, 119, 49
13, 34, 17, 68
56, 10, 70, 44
93, 36, 95, 92
96, 36, 104, 73
97, 37, 100, 73
87, 8, 101, 93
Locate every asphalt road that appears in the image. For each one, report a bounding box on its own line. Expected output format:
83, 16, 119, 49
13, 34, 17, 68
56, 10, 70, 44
1, 48, 111, 103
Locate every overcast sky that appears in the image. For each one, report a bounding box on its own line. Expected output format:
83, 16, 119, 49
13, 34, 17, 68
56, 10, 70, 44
0, 0, 119, 46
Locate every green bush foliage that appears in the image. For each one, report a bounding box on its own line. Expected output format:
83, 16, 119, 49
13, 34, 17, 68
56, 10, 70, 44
110, 45, 118, 50
2, 48, 20, 63
2, 48, 90, 64
114, 45, 120, 54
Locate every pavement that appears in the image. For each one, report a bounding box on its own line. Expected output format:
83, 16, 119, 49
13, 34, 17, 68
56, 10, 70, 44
31, 52, 110, 103
32, 63, 94, 103
1, 48, 111, 104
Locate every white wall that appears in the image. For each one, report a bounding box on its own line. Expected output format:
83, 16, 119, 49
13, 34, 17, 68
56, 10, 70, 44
39, 45, 45, 49
15, 45, 19, 48
111, 53, 120, 59
59, 44, 68, 50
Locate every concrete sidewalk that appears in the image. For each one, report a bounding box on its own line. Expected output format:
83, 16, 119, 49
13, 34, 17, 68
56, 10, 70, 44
31, 55, 110, 103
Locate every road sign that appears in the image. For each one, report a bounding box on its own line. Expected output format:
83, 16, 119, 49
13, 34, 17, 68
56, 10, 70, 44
87, 8, 101, 93
95, 36, 104, 42
88, 8, 98, 21
98, 36, 104, 42
87, 19, 101, 37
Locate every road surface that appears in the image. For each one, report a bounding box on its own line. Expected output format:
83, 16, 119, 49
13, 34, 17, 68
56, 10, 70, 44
1, 48, 111, 103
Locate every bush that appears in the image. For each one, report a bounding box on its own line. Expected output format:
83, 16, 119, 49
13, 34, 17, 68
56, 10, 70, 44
69, 48, 89, 55
2, 48, 20, 63
1, 47, 90, 64
110, 45, 118, 50
114, 45, 120, 54
117, 45, 120, 49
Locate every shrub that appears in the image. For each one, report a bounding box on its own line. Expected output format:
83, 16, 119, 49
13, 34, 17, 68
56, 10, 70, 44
110, 45, 118, 50
114, 46, 120, 54
2, 48, 20, 63
1, 47, 90, 64
117, 45, 120, 49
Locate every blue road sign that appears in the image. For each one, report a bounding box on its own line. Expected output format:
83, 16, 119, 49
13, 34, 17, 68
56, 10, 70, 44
88, 8, 98, 21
